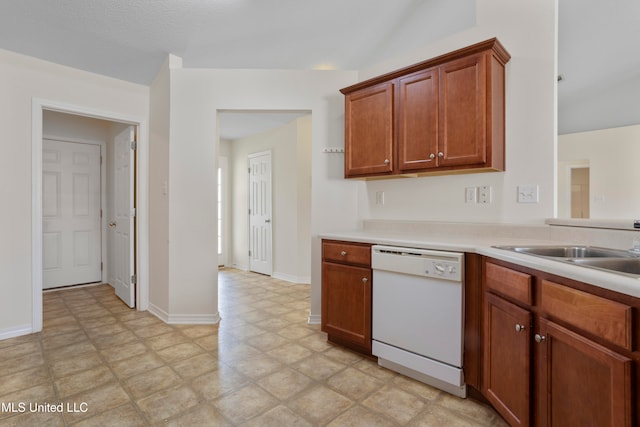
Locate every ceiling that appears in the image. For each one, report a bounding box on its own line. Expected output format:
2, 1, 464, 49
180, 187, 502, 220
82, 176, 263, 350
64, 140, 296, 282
1, 1, 637, 137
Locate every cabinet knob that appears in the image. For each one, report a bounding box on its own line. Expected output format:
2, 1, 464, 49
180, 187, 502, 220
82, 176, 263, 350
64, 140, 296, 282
383, 159, 390, 164
362, 277, 368, 283
429, 153, 435, 159
438, 152, 444, 158
534, 334, 546, 343
340, 251, 347, 256
515, 324, 526, 332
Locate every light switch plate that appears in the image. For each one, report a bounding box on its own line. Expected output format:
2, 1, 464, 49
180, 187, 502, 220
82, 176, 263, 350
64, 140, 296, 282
465, 187, 477, 204
517, 185, 539, 203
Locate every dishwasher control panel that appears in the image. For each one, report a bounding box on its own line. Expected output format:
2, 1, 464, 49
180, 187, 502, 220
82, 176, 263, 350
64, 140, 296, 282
371, 245, 463, 282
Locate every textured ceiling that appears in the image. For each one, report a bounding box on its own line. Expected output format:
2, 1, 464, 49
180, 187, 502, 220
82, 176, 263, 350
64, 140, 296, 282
1, 1, 637, 135
0, 0, 475, 85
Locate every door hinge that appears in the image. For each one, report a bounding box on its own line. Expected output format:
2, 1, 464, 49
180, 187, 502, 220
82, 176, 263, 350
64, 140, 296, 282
101, 262, 103, 272
131, 141, 137, 150
100, 209, 103, 219
248, 250, 251, 256
131, 208, 136, 217
131, 274, 137, 285
248, 208, 251, 215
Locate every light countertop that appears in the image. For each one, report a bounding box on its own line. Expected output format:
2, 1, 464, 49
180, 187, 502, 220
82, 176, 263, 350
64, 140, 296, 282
320, 229, 640, 299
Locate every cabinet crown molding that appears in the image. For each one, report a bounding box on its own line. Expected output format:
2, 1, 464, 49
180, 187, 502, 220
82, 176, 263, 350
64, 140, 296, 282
340, 37, 510, 95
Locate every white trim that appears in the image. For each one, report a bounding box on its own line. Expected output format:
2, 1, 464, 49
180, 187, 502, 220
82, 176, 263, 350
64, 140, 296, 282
0, 325, 34, 341
148, 303, 221, 325
272, 272, 311, 285
307, 313, 321, 325
231, 263, 249, 271
32, 98, 149, 334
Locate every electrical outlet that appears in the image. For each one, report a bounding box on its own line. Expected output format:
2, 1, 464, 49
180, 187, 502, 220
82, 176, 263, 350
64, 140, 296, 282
465, 187, 477, 204
375, 191, 385, 205
517, 185, 539, 203
478, 185, 491, 204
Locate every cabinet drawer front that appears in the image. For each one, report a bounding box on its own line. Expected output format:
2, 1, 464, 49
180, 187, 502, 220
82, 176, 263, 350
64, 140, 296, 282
485, 262, 533, 305
323, 241, 371, 266
540, 280, 633, 350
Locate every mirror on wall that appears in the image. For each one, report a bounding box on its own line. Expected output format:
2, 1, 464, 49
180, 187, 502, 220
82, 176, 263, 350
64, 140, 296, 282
557, 0, 640, 219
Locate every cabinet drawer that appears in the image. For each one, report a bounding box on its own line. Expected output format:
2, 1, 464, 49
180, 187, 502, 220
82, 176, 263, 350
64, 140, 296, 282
323, 241, 371, 266
540, 280, 633, 350
485, 262, 533, 305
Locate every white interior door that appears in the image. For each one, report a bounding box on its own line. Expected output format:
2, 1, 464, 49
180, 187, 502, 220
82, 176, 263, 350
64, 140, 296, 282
248, 151, 272, 275
43, 140, 101, 289
111, 126, 135, 307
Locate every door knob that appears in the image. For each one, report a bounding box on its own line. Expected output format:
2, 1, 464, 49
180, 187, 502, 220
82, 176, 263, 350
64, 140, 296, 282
438, 152, 444, 158
515, 324, 526, 332
108, 221, 117, 227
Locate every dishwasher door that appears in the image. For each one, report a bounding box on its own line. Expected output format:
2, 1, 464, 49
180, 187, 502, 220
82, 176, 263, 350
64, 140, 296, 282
372, 269, 464, 367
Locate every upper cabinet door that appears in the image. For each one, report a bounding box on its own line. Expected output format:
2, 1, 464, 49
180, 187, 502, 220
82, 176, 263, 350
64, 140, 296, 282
344, 82, 394, 177
397, 68, 439, 171
439, 53, 487, 167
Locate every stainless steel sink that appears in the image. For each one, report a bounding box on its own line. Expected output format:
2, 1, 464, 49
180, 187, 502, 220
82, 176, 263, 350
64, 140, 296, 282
492, 245, 635, 259
567, 258, 640, 277
492, 245, 640, 278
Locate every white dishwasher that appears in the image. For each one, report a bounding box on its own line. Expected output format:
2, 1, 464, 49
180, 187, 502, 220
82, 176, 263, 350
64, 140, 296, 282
371, 245, 466, 398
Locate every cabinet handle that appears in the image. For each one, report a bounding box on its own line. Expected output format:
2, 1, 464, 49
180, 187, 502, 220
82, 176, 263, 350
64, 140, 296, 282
438, 152, 444, 158
429, 153, 435, 159
515, 324, 526, 332
340, 251, 347, 256
534, 334, 546, 343
383, 159, 390, 164
362, 277, 368, 283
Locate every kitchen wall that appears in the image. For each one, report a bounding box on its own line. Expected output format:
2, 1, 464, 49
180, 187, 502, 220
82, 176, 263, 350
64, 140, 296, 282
558, 124, 640, 219
0, 48, 148, 339
358, 0, 557, 224
227, 115, 312, 283
152, 67, 358, 323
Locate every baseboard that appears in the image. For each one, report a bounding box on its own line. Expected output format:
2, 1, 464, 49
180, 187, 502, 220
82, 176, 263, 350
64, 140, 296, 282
148, 303, 221, 325
307, 313, 321, 325
230, 263, 248, 271
272, 272, 311, 284
0, 324, 33, 341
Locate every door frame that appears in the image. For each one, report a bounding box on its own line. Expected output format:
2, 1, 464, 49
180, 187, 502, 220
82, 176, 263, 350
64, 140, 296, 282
31, 98, 149, 332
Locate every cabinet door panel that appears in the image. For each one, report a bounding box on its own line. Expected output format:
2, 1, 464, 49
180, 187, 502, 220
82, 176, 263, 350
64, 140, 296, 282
344, 82, 394, 177
537, 319, 632, 427
439, 53, 487, 167
321, 262, 372, 353
397, 68, 438, 171
484, 293, 531, 427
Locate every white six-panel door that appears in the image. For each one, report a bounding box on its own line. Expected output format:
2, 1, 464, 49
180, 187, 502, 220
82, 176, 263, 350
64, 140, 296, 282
43, 140, 101, 289
111, 126, 135, 307
248, 151, 272, 276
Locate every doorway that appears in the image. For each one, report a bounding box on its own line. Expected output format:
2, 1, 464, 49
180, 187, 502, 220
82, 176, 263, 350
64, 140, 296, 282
32, 99, 146, 332
41, 112, 136, 307
570, 167, 590, 218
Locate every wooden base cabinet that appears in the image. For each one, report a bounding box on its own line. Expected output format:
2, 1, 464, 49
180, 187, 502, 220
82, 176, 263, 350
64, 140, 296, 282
321, 240, 372, 355
482, 260, 635, 427
484, 293, 532, 427
537, 318, 632, 427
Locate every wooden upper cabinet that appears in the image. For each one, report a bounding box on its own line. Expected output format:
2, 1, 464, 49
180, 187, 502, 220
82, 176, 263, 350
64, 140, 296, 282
344, 82, 394, 177
341, 38, 510, 178
397, 67, 439, 171
439, 53, 487, 167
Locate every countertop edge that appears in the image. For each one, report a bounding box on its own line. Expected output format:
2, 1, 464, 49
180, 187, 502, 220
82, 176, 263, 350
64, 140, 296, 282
320, 231, 640, 299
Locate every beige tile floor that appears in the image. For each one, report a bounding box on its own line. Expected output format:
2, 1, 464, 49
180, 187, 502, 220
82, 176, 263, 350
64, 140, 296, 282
0, 268, 508, 426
